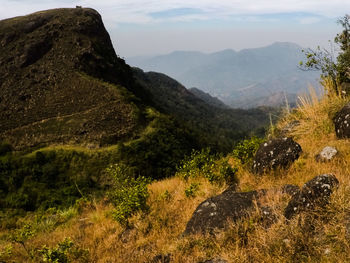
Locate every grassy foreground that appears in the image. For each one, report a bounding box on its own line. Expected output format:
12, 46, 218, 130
2, 80, 350, 262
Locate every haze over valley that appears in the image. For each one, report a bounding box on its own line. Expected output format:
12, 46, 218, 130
128, 42, 321, 108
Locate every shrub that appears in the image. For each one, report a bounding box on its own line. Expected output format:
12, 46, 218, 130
107, 164, 150, 225
9, 223, 35, 258
185, 183, 200, 198
177, 148, 217, 182
39, 237, 88, 263
232, 137, 264, 164
177, 149, 238, 185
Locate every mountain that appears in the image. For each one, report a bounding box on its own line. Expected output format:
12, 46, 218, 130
0, 7, 148, 149
127, 42, 320, 108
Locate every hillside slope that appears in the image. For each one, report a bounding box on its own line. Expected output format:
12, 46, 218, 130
0, 8, 148, 149
3, 80, 350, 263
133, 68, 277, 151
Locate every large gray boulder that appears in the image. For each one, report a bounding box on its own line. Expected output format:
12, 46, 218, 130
184, 184, 302, 235
334, 102, 350, 138
284, 174, 339, 219
183, 189, 266, 235
252, 137, 302, 174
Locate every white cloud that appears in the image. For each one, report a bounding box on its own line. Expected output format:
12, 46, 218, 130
1, 0, 350, 23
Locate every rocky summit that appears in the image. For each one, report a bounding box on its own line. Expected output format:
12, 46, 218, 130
0, 8, 141, 149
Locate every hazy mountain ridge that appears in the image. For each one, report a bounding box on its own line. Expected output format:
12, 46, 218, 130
127, 42, 320, 108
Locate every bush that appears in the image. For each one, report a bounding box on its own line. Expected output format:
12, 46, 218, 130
177, 148, 217, 182
177, 148, 238, 185
232, 137, 264, 164
107, 164, 150, 225
39, 237, 88, 263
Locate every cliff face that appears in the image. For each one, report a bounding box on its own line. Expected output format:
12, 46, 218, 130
0, 8, 141, 148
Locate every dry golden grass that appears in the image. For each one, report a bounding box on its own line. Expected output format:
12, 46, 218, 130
3, 79, 350, 262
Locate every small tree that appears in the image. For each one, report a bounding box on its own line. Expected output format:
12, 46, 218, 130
300, 14, 350, 95
335, 14, 350, 84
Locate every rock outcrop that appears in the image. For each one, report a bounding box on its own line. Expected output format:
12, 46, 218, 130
334, 102, 350, 138
284, 174, 339, 219
252, 137, 302, 174
183, 189, 266, 235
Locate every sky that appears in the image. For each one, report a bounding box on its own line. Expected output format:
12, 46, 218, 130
0, 0, 349, 57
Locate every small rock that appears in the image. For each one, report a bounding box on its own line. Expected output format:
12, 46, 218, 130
284, 174, 339, 219
252, 137, 302, 174
315, 146, 337, 162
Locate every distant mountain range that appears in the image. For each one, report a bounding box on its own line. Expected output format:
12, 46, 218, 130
127, 42, 320, 108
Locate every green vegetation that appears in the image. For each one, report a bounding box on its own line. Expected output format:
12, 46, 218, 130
107, 164, 150, 225
232, 136, 264, 164
39, 238, 89, 263
118, 115, 198, 179
0, 148, 108, 213
0, 116, 197, 226
177, 148, 238, 186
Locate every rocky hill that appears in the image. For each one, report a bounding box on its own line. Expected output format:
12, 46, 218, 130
0, 8, 147, 149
